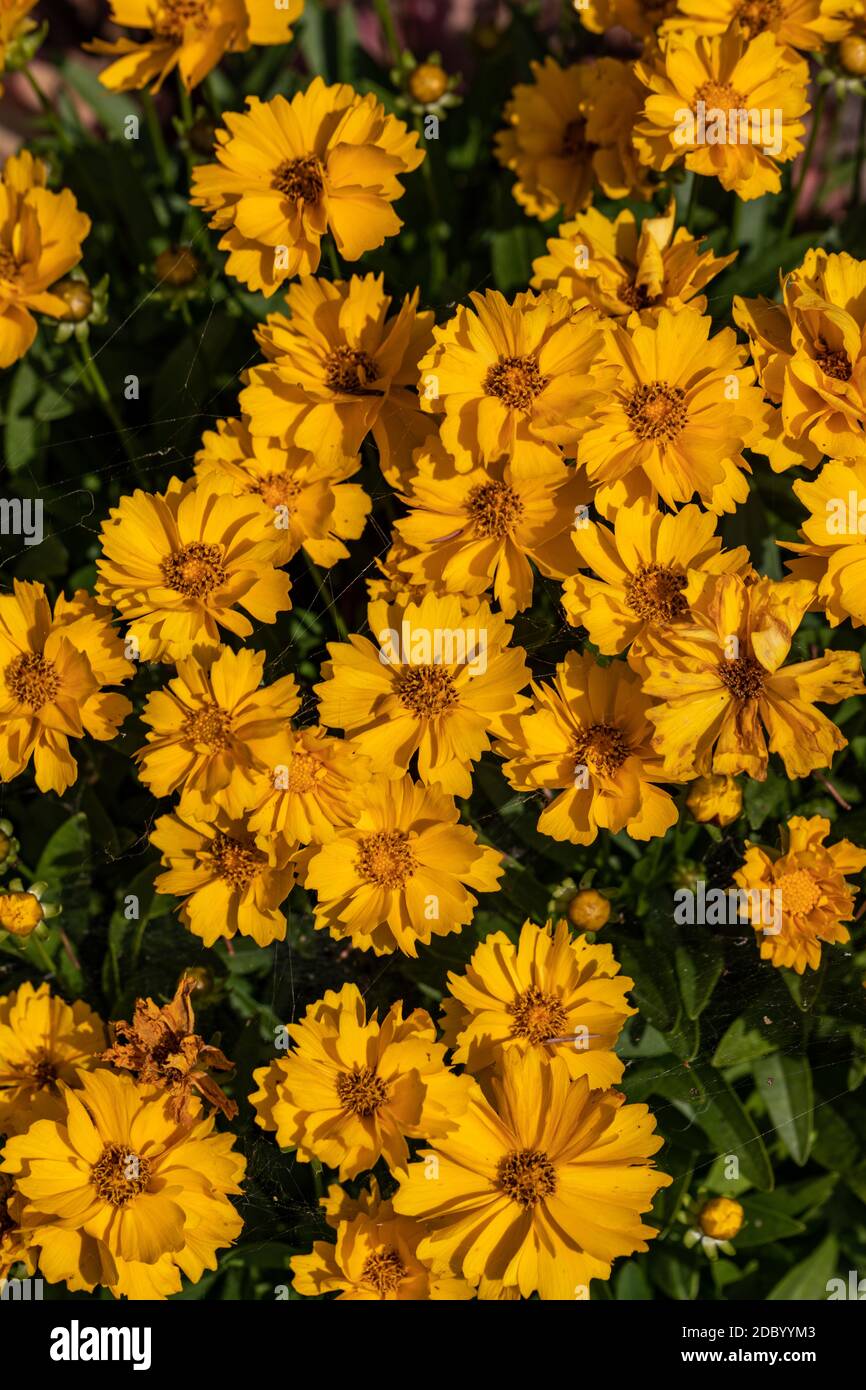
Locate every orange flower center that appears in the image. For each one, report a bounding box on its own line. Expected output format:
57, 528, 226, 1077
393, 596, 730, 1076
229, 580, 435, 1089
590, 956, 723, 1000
210, 832, 266, 888
255, 473, 303, 510
183, 702, 232, 749
91, 1144, 152, 1208
626, 563, 689, 624
355, 829, 417, 888
271, 155, 324, 205
467, 480, 524, 538
152, 0, 208, 38
561, 118, 596, 159
0, 246, 20, 282
5, 652, 60, 710
694, 80, 747, 113
161, 542, 227, 598
508, 985, 569, 1044
32, 1055, 59, 1089
287, 752, 323, 793
776, 867, 820, 916
814, 338, 852, 381
573, 722, 631, 778
396, 664, 459, 717
484, 354, 549, 411
625, 381, 688, 442
335, 1065, 389, 1117
620, 279, 653, 311
325, 346, 382, 395
497, 1148, 557, 1209
718, 655, 765, 700
361, 1246, 408, 1294
734, 0, 781, 37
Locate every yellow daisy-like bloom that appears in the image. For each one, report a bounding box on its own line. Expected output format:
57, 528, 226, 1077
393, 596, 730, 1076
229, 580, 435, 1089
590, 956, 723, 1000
439, 917, 636, 1088
641, 572, 866, 780
86, 0, 302, 93
0, 1171, 36, 1281
249, 983, 473, 1179
393, 439, 589, 617
136, 646, 300, 819
0, 981, 105, 1138
190, 79, 422, 291
494, 56, 651, 221
366, 536, 475, 606
782, 459, 866, 627
497, 650, 681, 847
240, 274, 434, 482
418, 288, 610, 473
578, 0, 679, 37
194, 416, 370, 568
633, 29, 809, 200
660, 0, 850, 51
577, 305, 769, 518
394, 1048, 672, 1300
0, 887, 44, 938
246, 724, 371, 848
315, 592, 530, 796
563, 497, 752, 658
151, 804, 297, 947
531, 201, 736, 319
0, 149, 90, 368
95, 476, 292, 662
302, 775, 504, 956
686, 773, 743, 825
1, 1068, 245, 1300
0, 1, 39, 91
0, 580, 133, 795
734, 815, 866, 972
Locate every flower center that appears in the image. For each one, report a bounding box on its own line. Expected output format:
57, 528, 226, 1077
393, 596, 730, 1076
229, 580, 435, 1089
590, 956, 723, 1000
210, 832, 266, 888
335, 1066, 389, 1118
361, 1247, 408, 1294
694, 80, 747, 113
32, 1057, 59, 1089
625, 381, 688, 442
5, 652, 60, 710
91, 1143, 152, 1208
287, 752, 322, 793
467, 480, 524, 538
152, 0, 208, 38
718, 655, 765, 700
626, 563, 689, 624
271, 155, 324, 204
396, 664, 459, 717
814, 338, 852, 381
484, 354, 549, 411
183, 702, 232, 749
776, 867, 820, 916
561, 118, 596, 159
255, 473, 303, 510
325, 346, 382, 395
573, 722, 631, 779
161, 542, 227, 598
507, 986, 569, 1044
497, 1148, 557, 1209
0, 246, 20, 282
620, 279, 652, 311
734, 0, 781, 37
355, 829, 417, 888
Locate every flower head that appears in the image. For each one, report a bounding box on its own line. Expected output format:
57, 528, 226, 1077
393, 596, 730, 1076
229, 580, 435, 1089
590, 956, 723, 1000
246, 724, 371, 848
686, 773, 743, 825
660, 0, 849, 52
782, 459, 866, 626
0, 981, 105, 1137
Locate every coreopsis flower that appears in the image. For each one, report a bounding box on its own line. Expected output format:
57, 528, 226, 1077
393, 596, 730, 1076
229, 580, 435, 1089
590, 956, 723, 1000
86, 0, 302, 93
302, 775, 503, 955
633, 30, 809, 200
394, 1049, 671, 1300
393, 439, 589, 617
686, 773, 743, 825
0, 580, 133, 795
494, 57, 651, 221
439, 918, 636, 1088
249, 983, 473, 1179
1, 1068, 245, 1300
577, 306, 770, 518
151, 805, 297, 947
683, 1195, 745, 1258
734, 815, 866, 972
640, 572, 866, 780
0, 1, 40, 92
660, 0, 850, 51
194, 417, 370, 568
418, 289, 610, 473
103, 977, 236, 1122
314, 593, 530, 796
246, 724, 371, 848
0, 149, 90, 368
95, 476, 292, 663
135, 646, 300, 819
190, 80, 422, 291
563, 498, 752, 657
240, 274, 434, 481
0, 1172, 36, 1282
0, 982, 105, 1138
736, 250, 866, 462
531, 201, 736, 318
0, 881, 58, 938
497, 651, 681, 847
782, 459, 866, 626
578, 0, 678, 37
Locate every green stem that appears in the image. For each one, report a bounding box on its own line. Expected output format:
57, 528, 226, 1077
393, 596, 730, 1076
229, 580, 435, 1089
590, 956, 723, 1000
177, 75, 194, 130
27, 932, 56, 976
684, 171, 700, 233
372, 0, 402, 67
21, 67, 73, 151
77, 339, 141, 474
782, 84, 826, 239
325, 238, 343, 280
302, 549, 348, 641
142, 90, 174, 187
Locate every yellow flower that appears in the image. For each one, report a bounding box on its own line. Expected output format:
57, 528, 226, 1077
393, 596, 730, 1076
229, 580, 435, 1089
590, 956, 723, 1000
190, 78, 422, 291
249, 983, 473, 1179
86, 0, 302, 93
95, 476, 292, 662
567, 888, 612, 931
418, 288, 610, 473
497, 650, 681, 847
240, 274, 434, 482
136, 646, 300, 819
531, 201, 736, 319
314, 592, 530, 796
660, 0, 850, 51
734, 815, 866, 972
0, 1172, 36, 1282
246, 724, 371, 848
0, 884, 49, 938
0, 1, 39, 91
686, 773, 743, 825
151, 804, 297, 947
641, 572, 866, 780
0, 149, 90, 368
578, 0, 678, 36
1, 1068, 245, 1299
0, 982, 105, 1138
684, 1193, 745, 1257
634, 29, 809, 200
439, 917, 636, 1088
0, 580, 133, 795
393, 1048, 671, 1300
563, 497, 752, 657
782, 459, 866, 626
302, 775, 503, 956
194, 416, 370, 567
494, 56, 651, 221
578, 306, 770, 518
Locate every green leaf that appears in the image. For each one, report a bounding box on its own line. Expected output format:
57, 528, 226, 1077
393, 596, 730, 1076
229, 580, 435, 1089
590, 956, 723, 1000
676, 937, 724, 1019
688, 1062, 774, 1191
713, 1014, 778, 1067
650, 1247, 700, 1301
614, 1260, 653, 1300
735, 1194, 807, 1248
752, 1054, 813, 1166
766, 1235, 838, 1300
